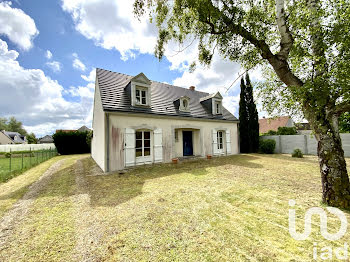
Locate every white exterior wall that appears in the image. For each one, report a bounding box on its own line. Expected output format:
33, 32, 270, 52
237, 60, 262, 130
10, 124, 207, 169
104, 112, 239, 171
0, 132, 14, 145
91, 79, 106, 171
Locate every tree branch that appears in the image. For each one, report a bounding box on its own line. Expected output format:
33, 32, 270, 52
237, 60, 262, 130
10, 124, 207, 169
276, 0, 294, 60
335, 101, 350, 116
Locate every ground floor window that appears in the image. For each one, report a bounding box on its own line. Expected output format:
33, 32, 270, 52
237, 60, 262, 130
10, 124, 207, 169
136, 131, 151, 157
217, 131, 223, 149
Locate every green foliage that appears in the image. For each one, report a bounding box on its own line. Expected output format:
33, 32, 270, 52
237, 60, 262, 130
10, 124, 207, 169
5, 152, 11, 158
26, 133, 38, 144
339, 112, 350, 133
262, 127, 298, 136
239, 73, 259, 153
52, 131, 90, 155
276, 127, 297, 135
259, 139, 276, 154
292, 149, 304, 158
86, 131, 93, 149
263, 130, 277, 136
0, 116, 28, 135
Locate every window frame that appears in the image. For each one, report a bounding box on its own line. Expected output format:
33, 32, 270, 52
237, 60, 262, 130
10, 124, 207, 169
217, 131, 223, 150
135, 130, 151, 158
135, 86, 148, 106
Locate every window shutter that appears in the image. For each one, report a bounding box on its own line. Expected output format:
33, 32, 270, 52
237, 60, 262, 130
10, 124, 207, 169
212, 129, 219, 156
226, 130, 231, 155
124, 128, 135, 167
154, 128, 163, 163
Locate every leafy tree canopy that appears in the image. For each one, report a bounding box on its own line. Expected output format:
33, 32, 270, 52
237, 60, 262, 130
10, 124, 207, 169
0, 117, 28, 135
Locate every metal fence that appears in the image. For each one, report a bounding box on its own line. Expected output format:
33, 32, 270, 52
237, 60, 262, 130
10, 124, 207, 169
0, 148, 58, 182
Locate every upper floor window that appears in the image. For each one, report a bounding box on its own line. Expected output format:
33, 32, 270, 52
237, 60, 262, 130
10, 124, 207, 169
215, 102, 221, 114
136, 87, 148, 105
179, 96, 190, 112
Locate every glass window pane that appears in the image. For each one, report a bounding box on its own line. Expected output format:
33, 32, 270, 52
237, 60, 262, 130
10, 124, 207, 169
144, 148, 150, 156
136, 140, 142, 148
144, 132, 150, 139
136, 132, 142, 139
136, 89, 140, 96
141, 90, 146, 98
144, 139, 150, 147
142, 97, 146, 104
136, 148, 142, 157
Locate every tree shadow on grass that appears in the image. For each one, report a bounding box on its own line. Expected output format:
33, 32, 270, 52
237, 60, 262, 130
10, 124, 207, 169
83, 154, 263, 207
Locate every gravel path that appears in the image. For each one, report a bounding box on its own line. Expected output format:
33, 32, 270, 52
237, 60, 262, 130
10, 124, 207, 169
73, 158, 104, 262
0, 158, 66, 251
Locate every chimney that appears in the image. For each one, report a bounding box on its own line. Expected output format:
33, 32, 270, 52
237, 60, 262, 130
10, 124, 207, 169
189, 86, 195, 91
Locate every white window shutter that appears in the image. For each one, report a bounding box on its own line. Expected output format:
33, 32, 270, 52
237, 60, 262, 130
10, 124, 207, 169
226, 130, 232, 155
124, 128, 135, 167
212, 129, 219, 156
154, 128, 163, 163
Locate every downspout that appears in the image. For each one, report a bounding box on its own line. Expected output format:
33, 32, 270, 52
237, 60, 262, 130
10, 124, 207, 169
106, 112, 110, 172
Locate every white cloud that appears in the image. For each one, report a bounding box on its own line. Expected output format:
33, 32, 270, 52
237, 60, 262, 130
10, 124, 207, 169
0, 39, 93, 136
81, 68, 96, 82
46, 50, 52, 59
46, 60, 62, 72
0, 1, 38, 50
61, 0, 157, 61
72, 52, 86, 71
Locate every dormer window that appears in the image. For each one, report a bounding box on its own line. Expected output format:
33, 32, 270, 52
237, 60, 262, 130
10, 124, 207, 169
179, 96, 190, 112
215, 101, 222, 114
129, 72, 151, 107
136, 87, 147, 105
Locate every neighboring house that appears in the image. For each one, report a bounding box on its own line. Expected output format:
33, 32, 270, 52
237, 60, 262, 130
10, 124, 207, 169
38, 135, 54, 144
78, 125, 91, 132
259, 116, 294, 134
56, 126, 91, 133
0, 131, 15, 145
92, 68, 239, 172
0, 131, 27, 144
295, 122, 313, 135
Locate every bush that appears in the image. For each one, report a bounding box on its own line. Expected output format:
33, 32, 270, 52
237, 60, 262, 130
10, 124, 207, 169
292, 148, 303, 158
263, 130, 277, 136
53, 131, 90, 155
5, 152, 11, 158
259, 139, 276, 154
276, 127, 297, 135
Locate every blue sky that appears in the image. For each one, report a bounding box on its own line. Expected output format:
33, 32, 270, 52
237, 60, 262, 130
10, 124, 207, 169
0, 0, 259, 137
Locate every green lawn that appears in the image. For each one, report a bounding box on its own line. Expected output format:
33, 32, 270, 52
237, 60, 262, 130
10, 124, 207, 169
1, 154, 350, 261
0, 151, 56, 182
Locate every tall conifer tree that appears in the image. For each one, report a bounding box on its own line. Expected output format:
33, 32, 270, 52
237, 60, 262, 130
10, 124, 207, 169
239, 78, 249, 153
245, 74, 259, 152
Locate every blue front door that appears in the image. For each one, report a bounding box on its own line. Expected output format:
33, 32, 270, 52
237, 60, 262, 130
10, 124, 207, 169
183, 131, 193, 156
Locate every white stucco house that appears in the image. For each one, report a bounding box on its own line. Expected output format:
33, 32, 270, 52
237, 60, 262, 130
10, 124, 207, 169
91, 68, 239, 172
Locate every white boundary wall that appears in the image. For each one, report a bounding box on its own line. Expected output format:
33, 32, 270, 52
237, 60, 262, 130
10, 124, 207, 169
0, 143, 56, 152
261, 134, 350, 157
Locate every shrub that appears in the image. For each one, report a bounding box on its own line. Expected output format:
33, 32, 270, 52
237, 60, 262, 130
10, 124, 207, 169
276, 127, 297, 135
53, 131, 90, 155
259, 139, 276, 154
263, 130, 277, 136
292, 148, 303, 158
5, 152, 11, 158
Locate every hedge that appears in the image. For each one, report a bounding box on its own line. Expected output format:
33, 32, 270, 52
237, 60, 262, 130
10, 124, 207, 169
259, 139, 276, 154
52, 131, 90, 155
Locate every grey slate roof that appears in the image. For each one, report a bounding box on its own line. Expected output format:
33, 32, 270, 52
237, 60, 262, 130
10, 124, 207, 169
96, 68, 238, 122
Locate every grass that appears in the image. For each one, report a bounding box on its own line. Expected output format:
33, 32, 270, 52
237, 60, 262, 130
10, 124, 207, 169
1, 154, 350, 261
0, 154, 84, 219
0, 150, 57, 182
